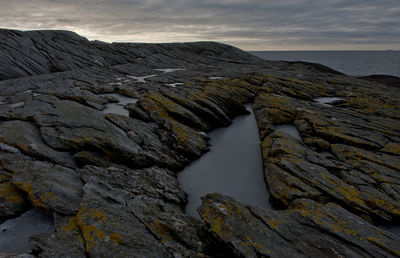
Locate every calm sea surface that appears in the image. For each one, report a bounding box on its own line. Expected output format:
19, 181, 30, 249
250, 51, 400, 77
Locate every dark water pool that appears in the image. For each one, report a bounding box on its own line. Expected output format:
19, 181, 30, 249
0, 208, 54, 254
178, 105, 272, 218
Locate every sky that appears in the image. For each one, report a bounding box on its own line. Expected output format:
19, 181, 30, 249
1, 0, 399, 50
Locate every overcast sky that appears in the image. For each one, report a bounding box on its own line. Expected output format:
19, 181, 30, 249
1, 0, 399, 50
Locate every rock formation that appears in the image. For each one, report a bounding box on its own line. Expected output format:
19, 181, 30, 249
0, 29, 399, 257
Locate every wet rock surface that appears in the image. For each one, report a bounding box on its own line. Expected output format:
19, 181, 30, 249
0, 28, 399, 257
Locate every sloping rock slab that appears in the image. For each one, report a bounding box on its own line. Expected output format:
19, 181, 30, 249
199, 193, 400, 258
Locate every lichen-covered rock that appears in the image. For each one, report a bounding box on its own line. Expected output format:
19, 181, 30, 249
0, 181, 30, 217
199, 193, 400, 258
79, 166, 186, 204
30, 215, 86, 257
253, 93, 296, 126
142, 92, 210, 131
128, 195, 211, 257
0, 120, 76, 168
67, 166, 218, 257
1, 28, 400, 256
104, 113, 183, 169
253, 77, 400, 223
73, 167, 172, 256
12, 161, 83, 215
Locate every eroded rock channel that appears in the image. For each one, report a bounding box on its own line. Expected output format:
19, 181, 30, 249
0, 29, 400, 257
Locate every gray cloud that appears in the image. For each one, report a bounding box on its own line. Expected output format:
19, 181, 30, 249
0, 0, 399, 50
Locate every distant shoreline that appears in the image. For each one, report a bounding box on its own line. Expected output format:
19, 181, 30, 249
249, 50, 400, 77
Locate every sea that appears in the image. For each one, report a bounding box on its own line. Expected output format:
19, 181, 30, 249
249, 51, 400, 77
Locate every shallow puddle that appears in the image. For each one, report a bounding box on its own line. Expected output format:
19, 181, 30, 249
0, 208, 54, 254
104, 93, 138, 105
102, 93, 137, 117
155, 68, 185, 73
314, 97, 343, 107
275, 124, 302, 141
165, 83, 184, 88
8, 102, 24, 108
103, 104, 130, 116
178, 105, 272, 218
126, 74, 157, 83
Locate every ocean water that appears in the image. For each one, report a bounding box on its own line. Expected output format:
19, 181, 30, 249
250, 51, 400, 77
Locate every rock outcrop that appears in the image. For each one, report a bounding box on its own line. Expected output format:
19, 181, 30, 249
199, 193, 400, 257
0, 29, 399, 257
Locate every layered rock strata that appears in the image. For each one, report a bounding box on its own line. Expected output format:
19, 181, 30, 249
0, 29, 399, 257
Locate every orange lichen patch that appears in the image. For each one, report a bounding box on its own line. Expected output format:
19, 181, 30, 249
366, 237, 400, 256
206, 78, 256, 103
319, 172, 365, 207
240, 235, 269, 252
331, 144, 400, 172
13, 181, 57, 209
262, 134, 306, 164
260, 75, 330, 99
203, 203, 272, 256
79, 224, 106, 251
303, 137, 330, 150
17, 144, 29, 151
337, 186, 365, 207
61, 217, 80, 233
14, 182, 42, 206
253, 94, 296, 124
265, 162, 322, 207
291, 201, 360, 237
290, 202, 325, 223
40, 192, 56, 202
0, 181, 26, 203
329, 221, 358, 236
347, 97, 396, 110
344, 96, 400, 120
316, 127, 379, 149
373, 199, 400, 216
0, 173, 10, 182
109, 232, 124, 245
148, 220, 173, 244
61, 216, 86, 244
201, 202, 241, 236
269, 219, 280, 230
78, 207, 107, 222
76, 206, 108, 251
381, 142, 400, 156
141, 92, 210, 130
171, 122, 189, 144
210, 216, 225, 236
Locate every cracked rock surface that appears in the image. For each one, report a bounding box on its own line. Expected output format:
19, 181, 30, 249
0, 29, 399, 257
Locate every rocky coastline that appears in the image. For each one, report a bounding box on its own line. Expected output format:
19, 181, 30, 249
0, 29, 399, 257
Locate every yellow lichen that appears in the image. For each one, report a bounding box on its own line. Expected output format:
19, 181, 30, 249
61, 217, 80, 233
269, 219, 279, 230
76, 207, 108, 251
109, 232, 124, 245
382, 142, 400, 156
0, 182, 25, 203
